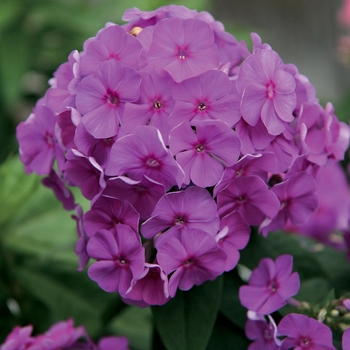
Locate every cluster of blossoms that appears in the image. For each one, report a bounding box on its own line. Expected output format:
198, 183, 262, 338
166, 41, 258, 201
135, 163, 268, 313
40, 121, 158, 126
16, 4, 350, 308
0, 319, 129, 350
239, 254, 350, 349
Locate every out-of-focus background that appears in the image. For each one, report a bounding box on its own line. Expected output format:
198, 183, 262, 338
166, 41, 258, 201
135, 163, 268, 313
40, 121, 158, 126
1, 0, 349, 164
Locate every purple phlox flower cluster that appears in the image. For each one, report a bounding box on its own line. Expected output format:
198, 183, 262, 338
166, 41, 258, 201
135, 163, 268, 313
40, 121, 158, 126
0, 319, 129, 350
16, 4, 350, 305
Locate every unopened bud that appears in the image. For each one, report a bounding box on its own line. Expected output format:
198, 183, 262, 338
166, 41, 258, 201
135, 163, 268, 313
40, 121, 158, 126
339, 323, 350, 332
318, 308, 327, 322
330, 309, 339, 318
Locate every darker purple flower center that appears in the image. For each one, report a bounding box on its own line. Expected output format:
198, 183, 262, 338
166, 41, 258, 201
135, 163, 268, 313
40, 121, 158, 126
117, 258, 128, 266
45, 131, 55, 147
268, 279, 279, 293
175, 216, 186, 225
196, 144, 204, 152
263, 328, 272, 340
177, 47, 188, 60
266, 81, 275, 99
145, 157, 160, 168
153, 100, 162, 109
298, 337, 311, 348
197, 102, 207, 111
184, 258, 194, 267
106, 92, 119, 105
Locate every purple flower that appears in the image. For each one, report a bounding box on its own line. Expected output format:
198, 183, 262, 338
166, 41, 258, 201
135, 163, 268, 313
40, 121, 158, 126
105, 126, 184, 191
30, 319, 87, 350
146, 18, 219, 82
0, 325, 33, 350
168, 69, 241, 128
215, 212, 251, 272
74, 122, 117, 170
63, 149, 106, 201
83, 196, 140, 237
126, 263, 170, 306
16, 104, 58, 176
157, 228, 226, 297
236, 48, 296, 135
342, 327, 350, 350
101, 175, 165, 221
245, 318, 280, 350
260, 172, 319, 236
278, 313, 334, 350
239, 254, 300, 315
80, 24, 142, 76
87, 226, 145, 295
75, 59, 141, 138
141, 186, 220, 241
122, 71, 175, 143
216, 175, 280, 226
169, 120, 241, 187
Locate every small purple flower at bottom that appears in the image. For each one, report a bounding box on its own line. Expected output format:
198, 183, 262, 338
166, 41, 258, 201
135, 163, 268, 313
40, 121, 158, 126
239, 254, 300, 315
97, 335, 130, 350
278, 313, 334, 350
0, 325, 33, 350
245, 318, 280, 350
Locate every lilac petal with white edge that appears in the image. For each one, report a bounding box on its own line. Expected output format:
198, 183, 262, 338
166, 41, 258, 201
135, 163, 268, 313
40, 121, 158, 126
63, 149, 106, 201
126, 263, 170, 306
101, 176, 165, 221
216, 212, 251, 271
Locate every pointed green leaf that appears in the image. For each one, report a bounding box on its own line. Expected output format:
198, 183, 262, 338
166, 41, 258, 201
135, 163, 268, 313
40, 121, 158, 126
152, 276, 223, 350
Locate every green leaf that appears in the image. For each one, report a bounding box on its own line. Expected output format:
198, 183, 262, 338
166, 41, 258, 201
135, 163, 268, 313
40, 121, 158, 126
296, 278, 332, 305
15, 267, 103, 333
152, 276, 223, 350
220, 270, 247, 329
0, 156, 40, 227
109, 306, 153, 350
206, 313, 250, 350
